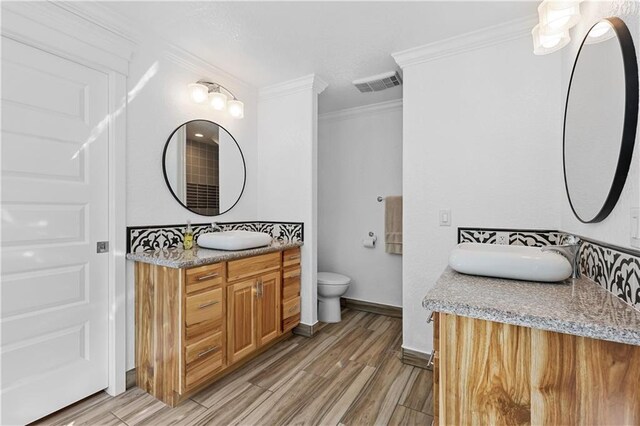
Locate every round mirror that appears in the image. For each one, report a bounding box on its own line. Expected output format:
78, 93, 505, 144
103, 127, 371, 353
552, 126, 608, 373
564, 17, 638, 223
163, 120, 246, 216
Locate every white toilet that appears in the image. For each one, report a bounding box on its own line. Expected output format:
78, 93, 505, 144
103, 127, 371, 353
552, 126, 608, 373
317, 272, 352, 323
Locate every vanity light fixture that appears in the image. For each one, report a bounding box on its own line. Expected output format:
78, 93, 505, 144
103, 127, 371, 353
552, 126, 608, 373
532, 0, 582, 55
532, 24, 571, 55
188, 80, 244, 119
188, 83, 209, 104
538, 0, 582, 32
227, 99, 244, 119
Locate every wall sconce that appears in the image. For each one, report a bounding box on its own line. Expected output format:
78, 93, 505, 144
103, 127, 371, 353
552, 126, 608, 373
532, 0, 582, 55
188, 80, 244, 119
538, 0, 581, 32
532, 24, 571, 55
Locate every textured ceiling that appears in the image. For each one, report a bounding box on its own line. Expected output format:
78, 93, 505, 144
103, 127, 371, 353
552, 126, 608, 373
101, 1, 537, 113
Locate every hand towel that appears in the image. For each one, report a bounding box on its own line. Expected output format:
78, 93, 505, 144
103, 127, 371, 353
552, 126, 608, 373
385, 196, 403, 255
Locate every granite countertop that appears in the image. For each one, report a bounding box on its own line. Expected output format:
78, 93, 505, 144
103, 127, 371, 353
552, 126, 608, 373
423, 267, 640, 346
126, 240, 303, 268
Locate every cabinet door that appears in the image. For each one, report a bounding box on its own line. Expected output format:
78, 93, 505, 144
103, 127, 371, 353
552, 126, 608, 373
227, 278, 257, 364
257, 271, 281, 347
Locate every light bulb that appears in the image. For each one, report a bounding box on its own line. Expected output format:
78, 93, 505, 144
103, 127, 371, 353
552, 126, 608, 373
209, 91, 228, 110
188, 83, 209, 104
538, 1, 581, 32
228, 99, 244, 119
542, 33, 562, 48
194, 133, 204, 138
532, 24, 570, 55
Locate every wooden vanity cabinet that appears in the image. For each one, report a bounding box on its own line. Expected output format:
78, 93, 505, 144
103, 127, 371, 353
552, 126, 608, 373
135, 248, 300, 407
226, 252, 281, 364
433, 312, 640, 425
281, 247, 301, 332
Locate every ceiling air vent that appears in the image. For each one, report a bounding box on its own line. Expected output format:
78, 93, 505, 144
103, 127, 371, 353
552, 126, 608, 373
353, 71, 403, 93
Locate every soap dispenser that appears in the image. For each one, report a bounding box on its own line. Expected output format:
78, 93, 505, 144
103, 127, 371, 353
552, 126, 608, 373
184, 220, 194, 250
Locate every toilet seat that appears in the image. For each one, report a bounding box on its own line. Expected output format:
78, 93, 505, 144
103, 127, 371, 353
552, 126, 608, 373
318, 272, 351, 286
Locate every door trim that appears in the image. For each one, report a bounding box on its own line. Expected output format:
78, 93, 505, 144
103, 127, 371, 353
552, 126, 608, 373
2, 2, 131, 397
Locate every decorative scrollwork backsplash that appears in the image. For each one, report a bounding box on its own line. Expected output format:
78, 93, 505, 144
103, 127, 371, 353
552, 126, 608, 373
127, 221, 303, 253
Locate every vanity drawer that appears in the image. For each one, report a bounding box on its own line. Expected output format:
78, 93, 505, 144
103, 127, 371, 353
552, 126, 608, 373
282, 267, 301, 300
227, 252, 280, 281
185, 288, 223, 341
282, 296, 301, 320
184, 331, 223, 389
283, 248, 301, 268
186, 263, 223, 294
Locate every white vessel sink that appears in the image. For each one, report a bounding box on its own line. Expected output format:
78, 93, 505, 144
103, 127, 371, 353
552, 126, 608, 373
449, 243, 572, 283
197, 231, 273, 251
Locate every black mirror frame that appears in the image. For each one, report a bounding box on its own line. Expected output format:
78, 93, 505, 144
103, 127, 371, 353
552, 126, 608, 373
162, 119, 247, 217
563, 17, 639, 224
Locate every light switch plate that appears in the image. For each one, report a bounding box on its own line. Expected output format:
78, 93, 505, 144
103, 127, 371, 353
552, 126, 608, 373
439, 209, 451, 227
631, 208, 640, 248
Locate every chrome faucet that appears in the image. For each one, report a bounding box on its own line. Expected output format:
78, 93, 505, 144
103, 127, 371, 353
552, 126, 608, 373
541, 235, 582, 279
211, 222, 223, 232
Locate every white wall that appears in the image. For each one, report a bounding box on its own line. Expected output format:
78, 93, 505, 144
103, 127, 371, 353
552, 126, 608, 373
560, 1, 640, 249
125, 43, 259, 369
257, 75, 327, 327
318, 102, 403, 307
398, 35, 563, 354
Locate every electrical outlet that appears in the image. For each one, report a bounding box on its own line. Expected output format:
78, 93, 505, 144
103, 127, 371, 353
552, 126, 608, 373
631, 208, 640, 248
496, 232, 510, 245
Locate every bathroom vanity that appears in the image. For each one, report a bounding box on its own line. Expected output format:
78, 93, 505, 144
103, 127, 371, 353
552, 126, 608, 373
128, 242, 302, 406
425, 268, 640, 425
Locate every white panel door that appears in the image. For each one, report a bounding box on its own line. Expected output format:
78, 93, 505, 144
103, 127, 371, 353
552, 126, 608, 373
1, 36, 110, 425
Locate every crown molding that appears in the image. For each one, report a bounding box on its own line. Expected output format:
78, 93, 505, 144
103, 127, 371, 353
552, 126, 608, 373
163, 44, 254, 91
48, 1, 254, 91
260, 74, 329, 100
53, 1, 141, 46
1, 1, 136, 74
319, 99, 402, 122
392, 15, 538, 69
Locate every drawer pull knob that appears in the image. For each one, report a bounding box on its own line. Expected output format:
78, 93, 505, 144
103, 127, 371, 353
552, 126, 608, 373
288, 255, 300, 260
427, 350, 437, 369
198, 346, 220, 358
198, 300, 220, 309
288, 305, 299, 313
197, 273, 219, 281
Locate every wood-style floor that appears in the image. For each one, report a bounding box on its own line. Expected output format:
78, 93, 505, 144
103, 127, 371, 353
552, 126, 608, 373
34, 309, 434, 426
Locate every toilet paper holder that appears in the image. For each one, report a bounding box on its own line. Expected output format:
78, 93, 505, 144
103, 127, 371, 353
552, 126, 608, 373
363, 232, 377, 248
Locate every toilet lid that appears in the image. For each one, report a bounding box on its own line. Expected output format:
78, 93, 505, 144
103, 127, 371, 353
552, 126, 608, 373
318, 272, 351, 285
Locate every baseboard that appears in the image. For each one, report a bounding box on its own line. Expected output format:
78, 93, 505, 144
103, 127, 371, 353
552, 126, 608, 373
293, 321, 319, 337
341, 297, 402, 318
126, 368, 136, 389
401, 347, 432, 370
